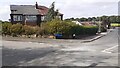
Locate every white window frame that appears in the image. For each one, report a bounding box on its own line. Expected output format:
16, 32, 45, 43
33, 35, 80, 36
25, 15, 37, 21
13, 15, 22, 21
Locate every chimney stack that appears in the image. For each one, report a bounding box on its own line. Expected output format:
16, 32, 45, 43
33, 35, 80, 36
35, 2, 39, 9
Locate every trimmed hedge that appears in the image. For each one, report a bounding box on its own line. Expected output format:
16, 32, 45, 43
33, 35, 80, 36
2, 21, 98, 37
70, 25, 98, 35
44, 19, 98, 35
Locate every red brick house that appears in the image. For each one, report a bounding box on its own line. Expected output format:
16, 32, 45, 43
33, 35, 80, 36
10, 2, 63, 26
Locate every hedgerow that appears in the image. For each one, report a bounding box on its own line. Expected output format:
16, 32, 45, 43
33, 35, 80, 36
2, 20, 98, 37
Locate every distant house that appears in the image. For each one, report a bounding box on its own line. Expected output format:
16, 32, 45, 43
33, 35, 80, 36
72, 21, 82, 25
10, 2, 63, 26
80, 22, 97, 26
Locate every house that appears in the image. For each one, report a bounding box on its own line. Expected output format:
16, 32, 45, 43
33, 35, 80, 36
72, 21, 82, 25
10, 2, 63, 26
80, 22, 97, 26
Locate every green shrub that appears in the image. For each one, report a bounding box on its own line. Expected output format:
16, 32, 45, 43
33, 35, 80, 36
83, 26, 98, 35
23, 25, 36, 36
43, 19, 98, 36
33, 26, 45, 37
2, 22, 12, 35
71, 25, 98, 35
10, 23, 24, 36
38, 23, 50, 35
2, 20, 99, 37
44, 19, 75, 35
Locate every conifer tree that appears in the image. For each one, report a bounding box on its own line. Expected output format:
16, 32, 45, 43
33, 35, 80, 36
45, 2, 56, 22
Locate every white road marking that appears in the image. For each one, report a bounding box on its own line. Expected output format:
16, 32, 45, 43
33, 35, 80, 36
101, 45, 118, 53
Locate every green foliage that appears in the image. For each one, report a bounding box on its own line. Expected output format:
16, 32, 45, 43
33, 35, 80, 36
79, 17, 88, 22
65, 15, 120, 23
2, 23, 45, 37
44, 2, 56, 22
43, 19, 98, 36
83, 26, 98, 35
2, 22, 12, 35
34, 26, 46, 36
44, 2, 60, 22
44, 19, 75, 35
10, 23, 23, 36
23, 25, 36, 36
2, 20, 98, 37
71, 25, 98, 35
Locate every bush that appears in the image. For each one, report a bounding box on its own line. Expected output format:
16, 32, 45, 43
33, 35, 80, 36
10, 23, 23, 36
71, 25, 98, 35
2, 21, 98, 38
82, 26, 98, 35
23, 25, 36, 36
43, 19, 98, 36
37, 23, 49, 35
44, 19, 75, 35
33, 26, 45, 37
2, 22, 12, 35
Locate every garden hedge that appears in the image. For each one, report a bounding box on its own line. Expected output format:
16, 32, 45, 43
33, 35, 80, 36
2, 20, 98, 37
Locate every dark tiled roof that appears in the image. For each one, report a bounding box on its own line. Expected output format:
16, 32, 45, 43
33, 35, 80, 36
10, 5, 63, 15
10, 5, 39, 15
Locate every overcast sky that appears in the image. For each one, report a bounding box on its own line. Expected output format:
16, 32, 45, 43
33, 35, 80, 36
0, 0, 119, 21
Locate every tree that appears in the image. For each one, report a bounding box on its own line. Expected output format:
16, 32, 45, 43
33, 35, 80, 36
88, 17, 92, 21
92, 17, 96, 22
79, 17, 88, 22
44, 2, 56, 22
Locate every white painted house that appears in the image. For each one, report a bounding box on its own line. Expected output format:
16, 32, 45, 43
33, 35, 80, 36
72, 21, 82, 25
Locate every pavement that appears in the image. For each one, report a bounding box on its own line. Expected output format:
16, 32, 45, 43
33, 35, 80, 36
2, 29, 113, 44
1, 28, 119, 67
82, 29, 113, 43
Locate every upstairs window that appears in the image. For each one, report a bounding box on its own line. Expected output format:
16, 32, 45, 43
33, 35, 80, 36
13, 15, 22, 21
